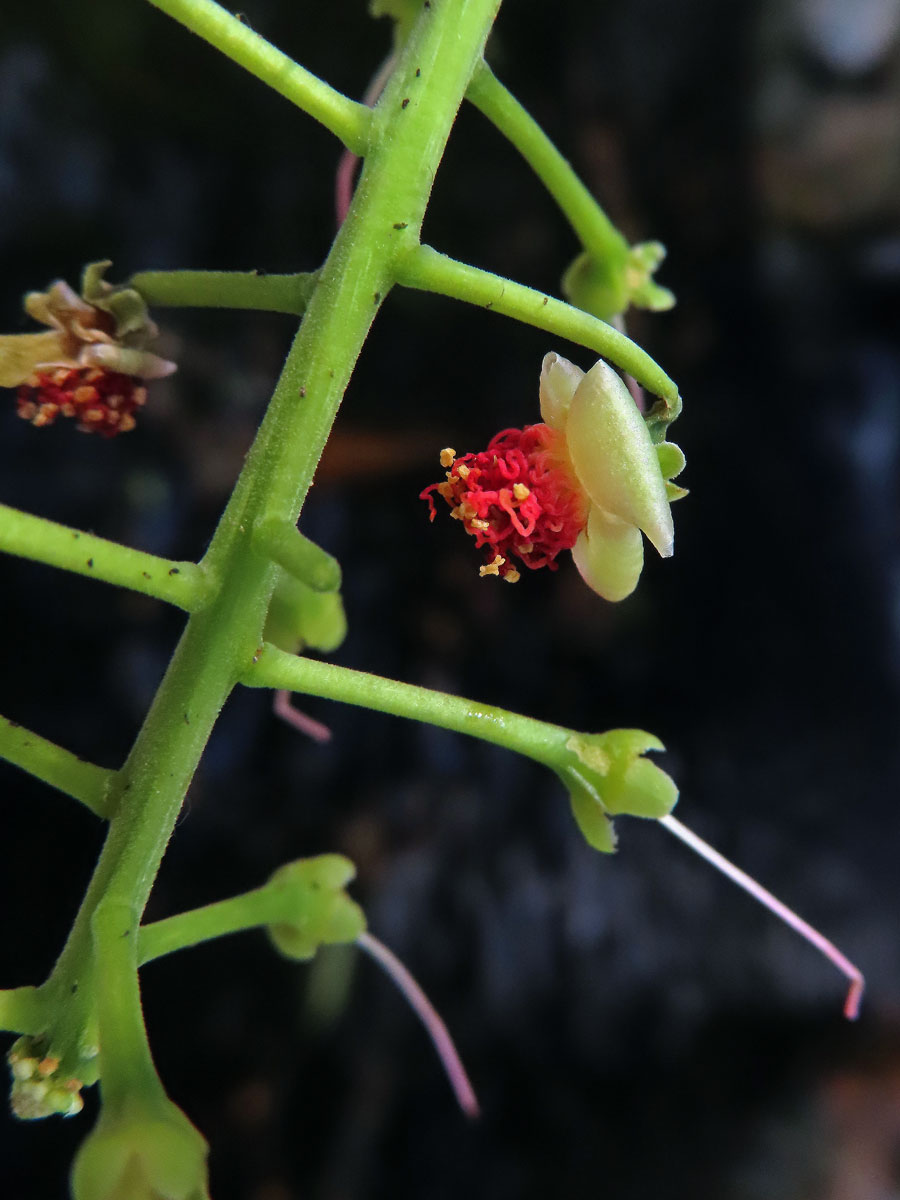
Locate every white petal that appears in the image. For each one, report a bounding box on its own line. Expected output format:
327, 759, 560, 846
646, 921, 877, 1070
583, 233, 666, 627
571, 506, 644, 602
539, 352, 584, 430
565, 359, 674, 557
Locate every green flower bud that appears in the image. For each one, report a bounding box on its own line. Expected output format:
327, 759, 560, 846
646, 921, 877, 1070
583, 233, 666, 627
71, 1098, 209, 1200
267, 855, 366, 962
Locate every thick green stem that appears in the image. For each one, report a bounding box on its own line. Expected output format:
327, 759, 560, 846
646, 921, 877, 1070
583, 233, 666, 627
0, 504, 209, 611
130, 269, 319, 315
396, 244, 680, 414
467, 62, 629, 265
0, 716, 113, 818
244, 643, 570, 766
145, 0, 371, 153
42, 0, 502, 1069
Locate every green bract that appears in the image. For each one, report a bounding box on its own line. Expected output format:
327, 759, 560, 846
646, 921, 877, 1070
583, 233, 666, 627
562, 240, 675, 323
267, 854, 366, 962
557, 729, 679, 853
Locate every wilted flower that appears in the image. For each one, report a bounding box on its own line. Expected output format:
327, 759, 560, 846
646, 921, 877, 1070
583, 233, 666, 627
0, 261, 175, 437
421, 352, 685, 601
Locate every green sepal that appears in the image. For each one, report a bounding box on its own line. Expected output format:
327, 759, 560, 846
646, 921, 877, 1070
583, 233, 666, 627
665, 482, 689, 503
564, 724, 676, 840
81, 261, 158, 344
655, 441, 686, 481
267, 855, 366, 962
263, 570, 347, 655
563, 766, 617, 853
562, 241, 676, 323
625, 241, 676, 313
562, 249, 629, 323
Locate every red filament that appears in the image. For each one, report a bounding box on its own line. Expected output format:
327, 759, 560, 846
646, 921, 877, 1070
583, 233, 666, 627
421, 423, 588, 580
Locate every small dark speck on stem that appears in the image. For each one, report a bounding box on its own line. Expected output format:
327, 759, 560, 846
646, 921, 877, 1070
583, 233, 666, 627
142, 571, 151, 579
72, 532, 80, 540
183, 713, 190, 724
485, 302, 493, 310
401, 98, 410, 109
542, 296, 549, 306
70, 984, 78, 995
86, 558, 94, 568
168, 567, 180, 576
416, 68, 421, 77
299, 386, 307, 398
393, 222, 408, 230
374, 292, 382, 304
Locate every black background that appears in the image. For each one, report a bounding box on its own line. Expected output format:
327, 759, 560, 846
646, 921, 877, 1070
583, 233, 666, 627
2, 1, 900, 1197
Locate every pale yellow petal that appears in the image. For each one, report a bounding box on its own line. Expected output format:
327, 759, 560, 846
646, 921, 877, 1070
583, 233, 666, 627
571, 505, 644, 602
539, 351, 583, 430
565, 359, 674, 557
0, 332, 69, 388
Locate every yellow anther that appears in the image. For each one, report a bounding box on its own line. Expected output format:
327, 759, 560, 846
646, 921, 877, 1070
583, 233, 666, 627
479, 555, 505, 577
456, 462, 470, 479
513, 483, 530, 501
469, 518, 490, 531
518, 543, 534, 554
439, 447, 456, 468
503, 569, 521, 583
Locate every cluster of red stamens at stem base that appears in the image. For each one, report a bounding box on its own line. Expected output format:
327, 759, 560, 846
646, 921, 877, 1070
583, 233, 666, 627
420, 423, 589, 582
16, 366, 147, 437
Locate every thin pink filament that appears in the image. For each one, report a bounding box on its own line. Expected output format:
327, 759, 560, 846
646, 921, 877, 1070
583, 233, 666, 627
658, 814, 864, 1020
356, 931, 480, 1118
273, 690, 332, 744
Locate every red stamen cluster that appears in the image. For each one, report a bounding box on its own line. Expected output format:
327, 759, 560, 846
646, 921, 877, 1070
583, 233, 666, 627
16, 366, 147, 438
421, 423, 589, 581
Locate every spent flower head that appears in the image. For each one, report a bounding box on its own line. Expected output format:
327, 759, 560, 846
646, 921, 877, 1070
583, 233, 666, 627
0, 260, 174, 437
421, 352, 685, 601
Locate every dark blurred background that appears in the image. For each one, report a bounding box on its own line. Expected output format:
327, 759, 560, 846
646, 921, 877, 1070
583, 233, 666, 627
2, 0, 900, 1196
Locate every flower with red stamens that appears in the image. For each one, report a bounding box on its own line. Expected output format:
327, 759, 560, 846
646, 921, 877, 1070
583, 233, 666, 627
421, 353, 686, 601
16, 366, 147, 438
0, 260, 174, 437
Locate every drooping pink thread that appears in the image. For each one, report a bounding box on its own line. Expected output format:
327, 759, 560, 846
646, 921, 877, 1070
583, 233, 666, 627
273, 689, 332, 744
356, 931, 480, 1118
658, 814, 864, 1020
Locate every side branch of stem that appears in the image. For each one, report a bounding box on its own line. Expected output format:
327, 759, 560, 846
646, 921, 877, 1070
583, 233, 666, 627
145, 0, 371, 154
0, 504, 210, 611
131, 270, 319, 316
0, 714, 114, 819
395, 244, 680, 411
242, 643, 570, 764
0, 986, 51, 1036
467, 62, 628, 265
